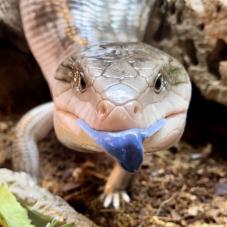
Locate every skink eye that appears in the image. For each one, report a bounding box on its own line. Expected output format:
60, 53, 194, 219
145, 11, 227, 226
72, 66, 87, 93
79, 72, 86, 92
154, 73, 165, 94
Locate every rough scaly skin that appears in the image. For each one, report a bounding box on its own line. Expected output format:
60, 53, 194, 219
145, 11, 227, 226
3, 0, 192, 208
13, 103, 54, 179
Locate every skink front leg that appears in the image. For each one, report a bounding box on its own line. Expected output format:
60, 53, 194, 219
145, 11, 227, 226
102, 163, 133, 209
13, 102, 54, 181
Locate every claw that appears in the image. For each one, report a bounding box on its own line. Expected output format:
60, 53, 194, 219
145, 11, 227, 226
113, 192, 120, 209
102, 191, 130, 209
121, 191, 130, 203
103, 193, 113, 208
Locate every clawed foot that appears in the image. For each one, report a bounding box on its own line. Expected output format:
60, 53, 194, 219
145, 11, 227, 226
101, 191, 130, 209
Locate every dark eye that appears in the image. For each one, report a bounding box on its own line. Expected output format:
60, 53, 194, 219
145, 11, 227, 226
72, 69, 87, 93
55, 60, 87, 93
154, 73, 165, 93
79, 72, 86, 92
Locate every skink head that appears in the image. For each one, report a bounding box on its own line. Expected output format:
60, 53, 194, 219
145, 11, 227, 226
53, 42, 191, 162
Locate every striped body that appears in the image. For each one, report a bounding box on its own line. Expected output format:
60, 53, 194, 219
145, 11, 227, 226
20, 0, 155, 80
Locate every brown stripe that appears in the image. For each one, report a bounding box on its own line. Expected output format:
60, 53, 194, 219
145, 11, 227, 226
20, 0, 83, 80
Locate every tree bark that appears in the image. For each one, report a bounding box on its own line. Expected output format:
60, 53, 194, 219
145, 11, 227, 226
145, 0, 227, 106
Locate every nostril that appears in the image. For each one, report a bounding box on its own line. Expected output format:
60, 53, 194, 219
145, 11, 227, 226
101, 105, 107, 115
98, 103, 107, 116
125, 101, 142, 117
133, 105, 140, 114
97, 101, 115, 120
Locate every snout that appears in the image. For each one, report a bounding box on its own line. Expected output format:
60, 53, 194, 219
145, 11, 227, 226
95, 100, 144, 131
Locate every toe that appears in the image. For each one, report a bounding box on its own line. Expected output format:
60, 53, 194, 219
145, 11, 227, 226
121, 191, 130, 203
113, 192, 120, 209
103, 193, 113, 208
102, 191, 131, 208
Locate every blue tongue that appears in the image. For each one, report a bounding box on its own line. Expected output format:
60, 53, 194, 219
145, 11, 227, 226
77, 119, 166, 172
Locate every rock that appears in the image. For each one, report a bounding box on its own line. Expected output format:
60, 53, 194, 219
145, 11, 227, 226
0, 168, 98, 227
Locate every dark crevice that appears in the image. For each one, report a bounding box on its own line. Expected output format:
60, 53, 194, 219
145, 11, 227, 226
197, 23, 204, 31
0, 23, 29, 53
183, 83, 227, 157
184, 39, 198, 65
175, 0, 185, 24
0, 42, 51, 115
216, 3, 222, 12
182, 58, 189, 70
176, 10, 183, 24
170, 2, 176, 14
151, 1, 172, 42
153, 17, 172, 42
207, 39, 227, 78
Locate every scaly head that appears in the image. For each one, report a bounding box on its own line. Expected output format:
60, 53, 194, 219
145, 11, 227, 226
51, 42, 191, 170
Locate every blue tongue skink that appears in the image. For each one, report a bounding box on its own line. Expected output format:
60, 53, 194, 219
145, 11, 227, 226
77, 119, 166, 172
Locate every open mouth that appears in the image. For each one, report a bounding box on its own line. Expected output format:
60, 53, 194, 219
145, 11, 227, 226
56, 108, 184, 171
76, 118, 166, 172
